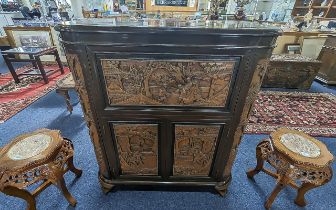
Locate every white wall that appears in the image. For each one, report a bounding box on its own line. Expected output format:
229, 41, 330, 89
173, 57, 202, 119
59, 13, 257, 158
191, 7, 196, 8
69, 0, 84, 18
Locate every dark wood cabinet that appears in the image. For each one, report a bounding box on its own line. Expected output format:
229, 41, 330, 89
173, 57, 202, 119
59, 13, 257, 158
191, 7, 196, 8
56, 21, 279, 195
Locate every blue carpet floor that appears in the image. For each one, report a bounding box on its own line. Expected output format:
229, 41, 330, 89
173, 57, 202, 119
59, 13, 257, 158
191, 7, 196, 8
0, 81, 335, 210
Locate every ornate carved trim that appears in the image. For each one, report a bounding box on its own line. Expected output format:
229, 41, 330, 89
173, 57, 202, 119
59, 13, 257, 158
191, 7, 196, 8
66, 54, 108, 176
223, 58, 269, 177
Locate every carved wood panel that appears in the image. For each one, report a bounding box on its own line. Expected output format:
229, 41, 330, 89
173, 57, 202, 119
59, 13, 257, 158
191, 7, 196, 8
173, 125, 220, 176
223, 57, 269, 178
101, 59, 236, 106
66, 54, 108, 177
113, 124, 158, 175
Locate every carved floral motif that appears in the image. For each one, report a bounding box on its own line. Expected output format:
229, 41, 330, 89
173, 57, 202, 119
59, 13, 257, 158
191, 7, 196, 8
224, 57, 269, 177
101, 59, 235, 106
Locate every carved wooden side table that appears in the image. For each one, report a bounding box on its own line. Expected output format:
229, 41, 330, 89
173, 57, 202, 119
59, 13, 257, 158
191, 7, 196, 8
246, 128, 334, 209
0, 129, 82, 210
56, 74, 76, 113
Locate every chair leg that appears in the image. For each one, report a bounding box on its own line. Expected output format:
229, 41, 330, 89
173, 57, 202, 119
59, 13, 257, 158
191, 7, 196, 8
246, 145, 264, 178
2, 186, 37, 210
67, 156, 82, 178
294, 182, 318, 207
56, 89, 73, 113
54, 176, 77, 207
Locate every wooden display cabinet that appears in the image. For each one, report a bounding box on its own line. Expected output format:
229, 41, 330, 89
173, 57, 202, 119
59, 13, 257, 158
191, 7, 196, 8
56, 21, 279, 195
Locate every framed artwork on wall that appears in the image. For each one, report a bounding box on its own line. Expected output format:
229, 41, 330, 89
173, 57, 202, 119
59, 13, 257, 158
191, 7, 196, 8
19, 34, 51, 48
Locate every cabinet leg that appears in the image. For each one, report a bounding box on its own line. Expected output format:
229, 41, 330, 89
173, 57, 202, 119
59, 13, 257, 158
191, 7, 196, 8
2, 186, 36, 210
101, 184, 115, 194
215, 180, 230, 197
99, 173, 116, 194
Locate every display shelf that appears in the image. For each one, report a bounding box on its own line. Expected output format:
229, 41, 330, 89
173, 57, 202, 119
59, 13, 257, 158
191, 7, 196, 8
326, 8, 336, 17
292, 0, 336, 19
312, 6, 330, 8
311, 0, 330, 6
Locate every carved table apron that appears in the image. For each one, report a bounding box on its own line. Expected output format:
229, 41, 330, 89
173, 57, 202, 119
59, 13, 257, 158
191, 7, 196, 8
56, 22, 279, 195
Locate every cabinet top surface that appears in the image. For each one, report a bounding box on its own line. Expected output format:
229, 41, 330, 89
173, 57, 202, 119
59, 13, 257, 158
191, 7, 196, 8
55, 19, 280, 34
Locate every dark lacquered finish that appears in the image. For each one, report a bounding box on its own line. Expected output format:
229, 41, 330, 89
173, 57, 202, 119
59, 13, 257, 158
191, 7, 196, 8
55, 20, 280, 195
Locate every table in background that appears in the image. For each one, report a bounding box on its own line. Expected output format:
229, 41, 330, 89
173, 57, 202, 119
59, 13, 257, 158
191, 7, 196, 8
2, 46, 64, 84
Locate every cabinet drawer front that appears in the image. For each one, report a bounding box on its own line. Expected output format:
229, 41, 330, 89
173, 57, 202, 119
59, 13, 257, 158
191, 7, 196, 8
101, 59, 237, 107
112, 123, 159, 176
173, 124, 221, 176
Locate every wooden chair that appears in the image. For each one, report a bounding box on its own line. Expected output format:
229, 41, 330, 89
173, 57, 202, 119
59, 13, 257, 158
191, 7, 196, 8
56, 74, 76, 113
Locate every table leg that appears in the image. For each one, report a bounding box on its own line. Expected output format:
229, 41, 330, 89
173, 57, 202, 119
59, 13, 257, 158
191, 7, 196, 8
2, 186, 37, 210
55, 176, 77, 207
264, 175, 289, 209
294, 182, 318, 207
3, 54, 20, 83
29, 55, 39, 70
246, 142, 266, 178
35, 56, 49, 84
67, 156, 83, 177
54, 50, 64, 74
